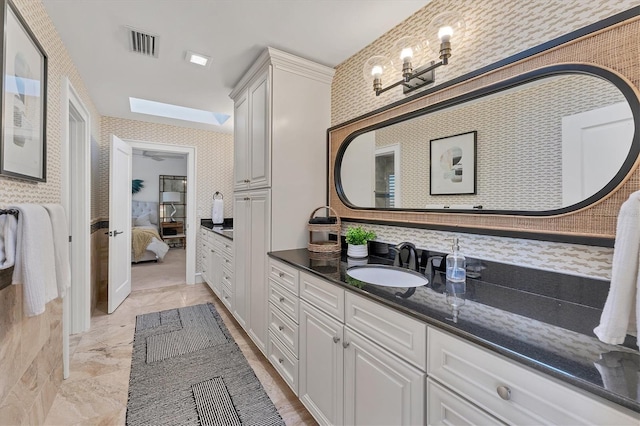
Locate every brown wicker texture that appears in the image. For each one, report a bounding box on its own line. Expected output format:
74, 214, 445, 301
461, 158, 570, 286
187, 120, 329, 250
308, 206, 342, 253
328, 16, 640, 240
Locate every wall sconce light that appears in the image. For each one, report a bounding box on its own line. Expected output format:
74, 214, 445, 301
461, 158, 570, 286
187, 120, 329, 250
363, 11, 466, 96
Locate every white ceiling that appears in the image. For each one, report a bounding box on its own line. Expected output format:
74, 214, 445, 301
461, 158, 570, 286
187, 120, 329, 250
42, 0, 431, 133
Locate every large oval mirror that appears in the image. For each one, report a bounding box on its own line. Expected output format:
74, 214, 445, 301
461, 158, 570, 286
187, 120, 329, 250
336, 65, 639, 215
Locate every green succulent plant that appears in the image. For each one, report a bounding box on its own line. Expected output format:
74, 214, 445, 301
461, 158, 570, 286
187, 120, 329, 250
345, 226, 376, 245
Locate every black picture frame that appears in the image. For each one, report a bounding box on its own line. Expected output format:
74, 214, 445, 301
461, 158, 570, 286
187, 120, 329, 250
0, 0, 47, 182
429, 131, 477, 195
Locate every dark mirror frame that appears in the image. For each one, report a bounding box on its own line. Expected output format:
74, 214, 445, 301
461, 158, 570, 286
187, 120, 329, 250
335, 64, 640, 217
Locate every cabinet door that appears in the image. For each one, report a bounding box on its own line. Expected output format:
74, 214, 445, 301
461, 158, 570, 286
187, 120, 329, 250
248, 70, 270, 189
232, 194, 250, 328
247, 190, 270, 353
233, 90, 249, 190
299, 301, 344, 426
210, 246, 222, 298
344, 328, 425, 426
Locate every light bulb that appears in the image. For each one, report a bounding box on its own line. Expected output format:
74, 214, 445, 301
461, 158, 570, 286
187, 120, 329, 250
400, 47, 414, 62
438, 26, 454, 42
425, 11, 466, 57
371, 65, 383, 77
362, 55, 394, 93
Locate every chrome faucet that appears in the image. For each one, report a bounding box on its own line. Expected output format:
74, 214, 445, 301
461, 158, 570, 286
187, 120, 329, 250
393, 242, 419, 271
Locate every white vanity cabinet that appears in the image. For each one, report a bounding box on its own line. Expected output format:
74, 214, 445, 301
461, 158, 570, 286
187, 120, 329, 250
230, 47, 334, 359
298, 271, 426, 426
427, 327, 639, 426
200, 228, 233, 308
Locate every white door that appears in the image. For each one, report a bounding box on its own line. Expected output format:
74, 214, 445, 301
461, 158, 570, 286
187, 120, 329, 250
233, 91, 249, 190
249, 71, 270, 189
233, 193, 249, 328
299, 301, 344, 426
247, 189, 270, 353
562, 102, 634, 206
343, 328, 425, 426
108, 135, 132, 313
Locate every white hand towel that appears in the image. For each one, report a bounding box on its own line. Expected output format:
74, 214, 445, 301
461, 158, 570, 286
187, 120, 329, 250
212, 199, 224, 224
44, 204, 71, 298
11, 204, 58, 317
594, 191, 640, 347
0, 213, 17, 269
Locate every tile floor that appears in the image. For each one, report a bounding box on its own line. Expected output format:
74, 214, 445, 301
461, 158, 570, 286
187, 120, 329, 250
43, 282, 316, 425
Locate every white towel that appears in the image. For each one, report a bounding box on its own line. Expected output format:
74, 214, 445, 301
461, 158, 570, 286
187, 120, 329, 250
594, 191, 640, 347
11, 204, 58, 317
212, 199, 224, 224
0, 213, 18, 269
44, 204, 71, 298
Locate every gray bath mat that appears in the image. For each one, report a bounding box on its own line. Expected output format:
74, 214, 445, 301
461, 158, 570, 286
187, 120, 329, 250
126, 303, 285, 426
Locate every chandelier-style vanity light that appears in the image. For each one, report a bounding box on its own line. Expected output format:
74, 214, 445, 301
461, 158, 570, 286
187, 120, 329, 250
363, 11, 466, 96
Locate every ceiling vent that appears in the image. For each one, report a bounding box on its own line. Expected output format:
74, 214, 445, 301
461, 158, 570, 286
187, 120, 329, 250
127, 27, 158, 58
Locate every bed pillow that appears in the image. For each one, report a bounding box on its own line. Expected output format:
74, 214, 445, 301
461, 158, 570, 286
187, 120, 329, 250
134, 213, 152, 227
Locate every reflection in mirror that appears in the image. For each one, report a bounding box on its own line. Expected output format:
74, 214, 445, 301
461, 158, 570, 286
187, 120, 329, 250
338, 72, 635, 212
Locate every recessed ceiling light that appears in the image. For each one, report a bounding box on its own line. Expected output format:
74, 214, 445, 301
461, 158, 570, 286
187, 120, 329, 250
186, 50, 211, 67
129, 97, 230, 126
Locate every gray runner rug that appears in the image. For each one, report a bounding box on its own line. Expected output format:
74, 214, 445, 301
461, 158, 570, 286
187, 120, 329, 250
126, 303, 285, 426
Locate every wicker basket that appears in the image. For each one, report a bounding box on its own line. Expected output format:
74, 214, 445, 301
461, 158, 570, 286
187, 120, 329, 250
308, 206, 341, 253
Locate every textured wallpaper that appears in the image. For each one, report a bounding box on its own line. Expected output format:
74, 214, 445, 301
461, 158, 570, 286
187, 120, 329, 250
332, 0, 640, 125
0, 0, 101, 217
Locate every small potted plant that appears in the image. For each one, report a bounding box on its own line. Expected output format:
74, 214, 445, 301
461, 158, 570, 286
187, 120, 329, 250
345, 226, 376, 258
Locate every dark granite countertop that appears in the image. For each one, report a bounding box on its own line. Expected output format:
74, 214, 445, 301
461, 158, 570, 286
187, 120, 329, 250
200, 219, 233, 240
268, 248, 640, 414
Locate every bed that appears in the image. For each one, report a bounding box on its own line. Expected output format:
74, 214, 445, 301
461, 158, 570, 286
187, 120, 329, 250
131, 201, 169, 263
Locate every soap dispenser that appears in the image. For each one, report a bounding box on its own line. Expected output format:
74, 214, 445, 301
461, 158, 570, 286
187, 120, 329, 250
445, 237, 466, 323
446, 237, 466, 283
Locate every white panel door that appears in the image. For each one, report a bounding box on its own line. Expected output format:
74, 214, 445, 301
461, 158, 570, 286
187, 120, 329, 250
562, 102, 634, 206
344, 328, 425, 426
299, 301, 344, 426
108, 135, 132, 313
249, 71, 270, 189
233, 194, 249, 328
233, 91, 249, 190
247, 189, 270, 353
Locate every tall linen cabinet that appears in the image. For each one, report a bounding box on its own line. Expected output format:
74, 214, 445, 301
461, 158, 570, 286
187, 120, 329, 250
230, 47, 334, 354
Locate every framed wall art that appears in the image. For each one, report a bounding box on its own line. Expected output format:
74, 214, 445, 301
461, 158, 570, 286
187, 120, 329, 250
0, 0, 47, 182
430, 131, 476, 195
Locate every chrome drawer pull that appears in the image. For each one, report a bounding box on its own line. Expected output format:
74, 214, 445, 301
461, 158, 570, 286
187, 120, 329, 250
278, 325, 284, 331
279, 297, 285, 302
342, 341, 350, 349
278, 272, 285, 278
497, 385, 511, 401
333, 336, 340, 344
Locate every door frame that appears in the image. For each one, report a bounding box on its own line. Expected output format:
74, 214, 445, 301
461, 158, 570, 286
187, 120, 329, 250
61, 77, 91, 377
375, 144, 401, 208
126, 140, 197, 284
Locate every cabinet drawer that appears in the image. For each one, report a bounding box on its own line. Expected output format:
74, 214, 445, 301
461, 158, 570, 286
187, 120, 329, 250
300, 271, 344, 321
221, 269, 233, 291
427, 327, 638, 426
427, 378, 504, 425
269, 279, 299, 323
219, 239, 233, 257
345, 292, 426, 370
268, 302, 299, 356
268, 330, 298, 395
269, 258, 299, 295
221, 250, 233, 270
219, 285, 233, 311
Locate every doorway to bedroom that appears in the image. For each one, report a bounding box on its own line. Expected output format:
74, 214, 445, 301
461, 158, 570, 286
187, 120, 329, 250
130, 145, 189, 291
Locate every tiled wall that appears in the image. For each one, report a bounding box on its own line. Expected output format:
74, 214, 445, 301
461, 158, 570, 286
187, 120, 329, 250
332, 0, 639, 282
0, 0, 101, 422
99, 117, 234, 280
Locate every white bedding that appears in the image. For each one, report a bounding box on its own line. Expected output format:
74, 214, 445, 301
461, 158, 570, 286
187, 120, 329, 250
132, 201, 169, 263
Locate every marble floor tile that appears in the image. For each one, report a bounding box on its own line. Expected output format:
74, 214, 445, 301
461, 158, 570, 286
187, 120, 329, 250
44, 282, 316, 425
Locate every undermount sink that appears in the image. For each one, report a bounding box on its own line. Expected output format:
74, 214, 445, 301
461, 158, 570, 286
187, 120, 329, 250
346, 265, 429, 288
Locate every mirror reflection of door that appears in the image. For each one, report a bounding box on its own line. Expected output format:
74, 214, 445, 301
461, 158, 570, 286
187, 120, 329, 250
375, 145, 401, 208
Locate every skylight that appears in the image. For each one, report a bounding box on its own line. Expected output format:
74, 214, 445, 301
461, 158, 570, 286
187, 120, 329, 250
129, 97, 230, 126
